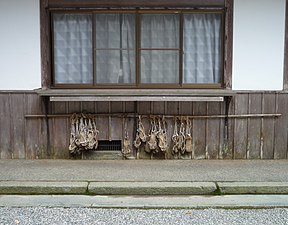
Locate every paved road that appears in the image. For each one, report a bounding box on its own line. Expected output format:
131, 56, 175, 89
1, 207, 288, 225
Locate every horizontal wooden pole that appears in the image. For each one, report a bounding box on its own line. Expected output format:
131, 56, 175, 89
24, 113, 282, 119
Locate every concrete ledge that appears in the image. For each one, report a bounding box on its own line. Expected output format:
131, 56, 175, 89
88, 182, 217, 195
218, 182, 288, 194
0, 181, 88, 195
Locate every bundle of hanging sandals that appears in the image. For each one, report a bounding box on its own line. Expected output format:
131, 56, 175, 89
68, 113, 99, 155
69, 114, 193, 157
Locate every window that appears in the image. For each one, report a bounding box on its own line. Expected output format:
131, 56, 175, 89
52, 10, 224, 88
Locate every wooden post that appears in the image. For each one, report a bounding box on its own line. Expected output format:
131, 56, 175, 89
224, 0, 233, 89
40, 0, 50, 89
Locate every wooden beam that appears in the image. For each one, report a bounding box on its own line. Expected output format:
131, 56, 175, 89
48, 0, 225, 8
37, 88, 236, 97
49, 96, 225, 102
40, 0, 50, 89
224, 0, 233, 89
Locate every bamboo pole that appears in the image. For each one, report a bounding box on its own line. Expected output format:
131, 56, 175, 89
24, 113, 282, 119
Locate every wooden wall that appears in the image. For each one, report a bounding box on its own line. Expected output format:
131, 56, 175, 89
0, 91, 287, 159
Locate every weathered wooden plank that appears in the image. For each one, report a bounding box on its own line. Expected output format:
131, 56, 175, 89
192, 102, 206, 159
180, 102, 192, 115
0, 94, 12, 159
262, 93, 276, 159
81, 102, 95, 113
111, 102, 124, 113
206, 102, 221, 159
67, 102, 81, 113
233, 94, 248, 159
10, 94, 25, 159
221, 96, 234, 159
95, 102, 110, 114
38, 118, 48, 159
25, 94, 39, 159
167, 102, 179, 115
247, 94, 262, 159
96, 116, 109, 140
111, 117, 123, 140
51, 102, 67, 114
52, 118, 69, 159
25, 94, 42, 159
45, 118, 54, 158
124, 102, 135, 113
152, 102, 165, 115
274, 93, 288, 159
138, 102, 151, 115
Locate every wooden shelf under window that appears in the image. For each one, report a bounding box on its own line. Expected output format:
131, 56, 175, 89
36, 88, 235, 102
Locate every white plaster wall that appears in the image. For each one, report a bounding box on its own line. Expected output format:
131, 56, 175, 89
0, 0, 41, 90
233, 0, 286, 90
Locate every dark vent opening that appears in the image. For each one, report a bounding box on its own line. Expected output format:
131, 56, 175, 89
97, 140, 122, 151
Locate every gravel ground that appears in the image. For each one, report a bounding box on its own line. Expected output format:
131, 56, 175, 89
1, 208, 288, 225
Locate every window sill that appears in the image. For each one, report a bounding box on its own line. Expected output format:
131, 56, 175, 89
36, 88, 235, 102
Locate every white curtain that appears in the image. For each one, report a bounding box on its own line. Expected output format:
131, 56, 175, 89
183, 13, 222, 84
53, 14, 93, 84
53, 13, 222, 85
140, 14, 179, 84
95, 14, 135, 84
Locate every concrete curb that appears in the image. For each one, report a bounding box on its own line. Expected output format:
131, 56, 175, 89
218, 182, 288, 194
0, 181, 88, 195
1, 181, 288, 195
88, 182, 217, 195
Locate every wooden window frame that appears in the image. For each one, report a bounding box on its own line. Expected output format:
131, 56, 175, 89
40, 0, 233, 90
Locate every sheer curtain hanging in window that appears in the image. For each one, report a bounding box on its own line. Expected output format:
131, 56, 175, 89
95, 14, 136, 84
183, 13, 223, 84
53, 14, 93, 84
140, 14, 179, 84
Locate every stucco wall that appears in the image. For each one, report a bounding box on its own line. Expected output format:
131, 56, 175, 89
233, 0, 286, 90
0, 0, 286, 90
0, 0, 41, 90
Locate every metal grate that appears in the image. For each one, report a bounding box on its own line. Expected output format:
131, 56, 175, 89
96, 140, 122, 151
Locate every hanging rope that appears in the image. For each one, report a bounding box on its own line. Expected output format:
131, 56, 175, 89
134, 116, 146, 149
184, 116, 193, 153
147, 116, 158, 152
157, 116, 168, 152
122, 117, 132, 157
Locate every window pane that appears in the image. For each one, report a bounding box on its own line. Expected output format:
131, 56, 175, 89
141, 14, 179, 48
95, 14, 136, 84
53, 14, 93, 84
96, 50, 135, 84
141, 50, 179, 83
183, 13, 223, 84
95, 14, 135, 49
